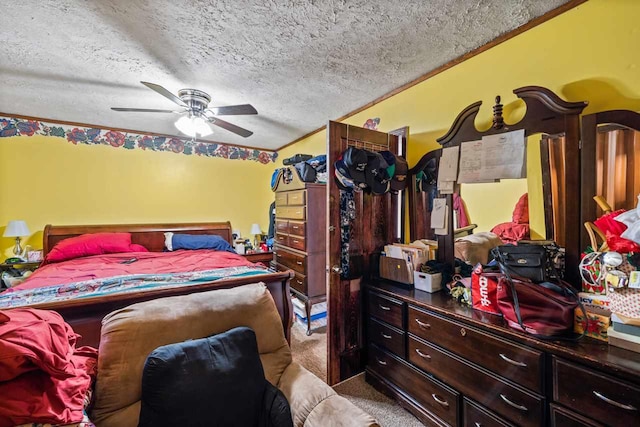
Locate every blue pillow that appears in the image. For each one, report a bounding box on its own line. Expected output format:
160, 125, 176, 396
169, 233, 235, 253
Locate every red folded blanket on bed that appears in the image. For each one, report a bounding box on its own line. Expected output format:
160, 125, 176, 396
8, 249, 257, 292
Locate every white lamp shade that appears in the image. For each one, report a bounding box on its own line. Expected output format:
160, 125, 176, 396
250, 224, 262, 235
175, 115, 213, 137
4, 220, 30, 237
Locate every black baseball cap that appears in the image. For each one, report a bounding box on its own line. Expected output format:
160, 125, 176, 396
365, 151, 391, 195
343, 147, 367, 184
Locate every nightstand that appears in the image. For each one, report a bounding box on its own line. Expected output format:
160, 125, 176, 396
0, 261, 40, 289
242, 251, 274, 267
0, 261, 41, 272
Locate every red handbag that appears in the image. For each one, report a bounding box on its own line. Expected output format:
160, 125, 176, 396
496, 276, 579, 336
493, 249, 586, 339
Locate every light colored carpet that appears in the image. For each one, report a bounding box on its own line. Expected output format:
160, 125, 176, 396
290, 320, 327, 383
333, 373, 426, 427
289, 320, 425, 426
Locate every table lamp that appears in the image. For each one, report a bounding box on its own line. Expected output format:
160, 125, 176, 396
250, 223, 262, 249
4, 220, 30, 258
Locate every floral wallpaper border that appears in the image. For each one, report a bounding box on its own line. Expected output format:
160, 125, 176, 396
0, 116, 278, 164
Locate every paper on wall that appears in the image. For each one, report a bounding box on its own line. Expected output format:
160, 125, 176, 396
479, 129, 526, 180
437, 146, 459, 193
434, 204, 449, 236
431, 198, 447, 229
438, 180, 455, 194
457, 140, 483, 183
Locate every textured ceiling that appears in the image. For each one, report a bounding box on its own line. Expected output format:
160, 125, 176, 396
0, 0, 570, 150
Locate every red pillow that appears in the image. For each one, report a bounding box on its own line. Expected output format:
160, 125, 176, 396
129, 243, 149, 252
512, 193, 529, 224
44, 232, 136, 264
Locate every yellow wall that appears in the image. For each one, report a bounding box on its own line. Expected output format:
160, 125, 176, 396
0, 135, 275, 256
283, 0, 640, 239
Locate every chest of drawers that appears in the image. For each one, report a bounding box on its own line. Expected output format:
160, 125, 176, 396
272, 184, 326, 335
365, 281, 640, 426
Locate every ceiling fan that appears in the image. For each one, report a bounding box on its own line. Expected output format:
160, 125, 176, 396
111, 81, 257, 138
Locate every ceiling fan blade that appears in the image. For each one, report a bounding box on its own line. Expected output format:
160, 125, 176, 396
111, 107, 180, 113
140, 81, 188, 108
208, 117, 253, 138
208, 104, 258, 116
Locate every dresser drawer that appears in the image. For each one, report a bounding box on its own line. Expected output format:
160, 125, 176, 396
408, 306, 543, 393
368, 317, 405, 359
291, 272, 307, 294
275, 233, 288, 246
549, 403, 605, 427
276, 206, 306, 220
275, 220, 289, 234
287, 190, 306, 205
275, 192, 288, 206
369, 345, 459, 426
288, 221, 305, 237
288, 235, 306, 251
367, 292, 404, 329
553, 357, 640, 426
463, 398, 512, 427
274, 246, 306, 274
409, 336, 544, 427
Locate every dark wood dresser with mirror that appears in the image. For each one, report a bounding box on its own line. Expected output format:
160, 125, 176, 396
361, 88, 640, 426
271, 166, 326, 335
365, 281, 640, 427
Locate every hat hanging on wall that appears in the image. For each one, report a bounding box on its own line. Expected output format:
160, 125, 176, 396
343, 147, 367, 183
390, 154, 408, 192
364, 151, 391, 195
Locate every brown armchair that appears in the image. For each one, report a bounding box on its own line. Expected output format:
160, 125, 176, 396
90, 283, 377, 427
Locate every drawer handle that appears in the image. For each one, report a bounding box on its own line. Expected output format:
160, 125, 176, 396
499, 394, 528, 412
379, 304, 391, 311
381, 332, 392, 339
431, 394, 449, 407
376, 358, 387, 366
592, 391, 638, 411
292, 226, 299, 229
474, 424, 482, 427
415, 318, 431, 329
296, 211, 302, 214
293, 240, 300, 243
499, 353, 527, 368
296, 261, 303, 265
296, 280, 303, 285
415, 348, 431, 359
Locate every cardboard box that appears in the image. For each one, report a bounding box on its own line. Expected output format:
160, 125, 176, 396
578, 292, 610, 313
608, 327, 640, 353
574, 308, 610, 342
414, 271, 442, 293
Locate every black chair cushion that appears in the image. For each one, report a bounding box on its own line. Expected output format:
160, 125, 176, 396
138, 326, 292, 427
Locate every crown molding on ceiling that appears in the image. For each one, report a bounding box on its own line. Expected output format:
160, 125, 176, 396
276, 0, 587, 152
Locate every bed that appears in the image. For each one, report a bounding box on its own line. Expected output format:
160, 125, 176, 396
0, 222, 293, 347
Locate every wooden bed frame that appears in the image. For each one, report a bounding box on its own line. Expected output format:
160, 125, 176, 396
31, 222, 294, 347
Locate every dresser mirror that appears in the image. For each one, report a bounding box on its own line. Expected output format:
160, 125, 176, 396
581, 109, 640, 249
409, 86, 587, 285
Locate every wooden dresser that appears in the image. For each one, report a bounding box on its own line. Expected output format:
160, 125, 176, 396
272, 180, 326, 335
365, 281, 640, 427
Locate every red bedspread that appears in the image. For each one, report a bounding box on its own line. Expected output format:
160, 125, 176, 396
9, 250, 256, 292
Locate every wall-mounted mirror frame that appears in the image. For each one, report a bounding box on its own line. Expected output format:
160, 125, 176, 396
409, 86, 587, 285
580, 109, 640, 250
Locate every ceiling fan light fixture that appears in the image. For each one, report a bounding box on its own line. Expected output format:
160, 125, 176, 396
174, 115, 213, 137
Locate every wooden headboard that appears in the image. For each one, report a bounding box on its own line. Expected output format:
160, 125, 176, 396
42, 222, 233, 256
